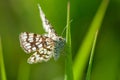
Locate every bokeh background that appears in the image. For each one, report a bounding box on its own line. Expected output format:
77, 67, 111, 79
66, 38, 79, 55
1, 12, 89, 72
0, 0, 120, 80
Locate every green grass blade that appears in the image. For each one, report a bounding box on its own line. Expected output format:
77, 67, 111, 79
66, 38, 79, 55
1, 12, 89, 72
73, 0, 109, 80
86, 30, 99, 80
64, 2, 73, 80
0, 36, 7, 80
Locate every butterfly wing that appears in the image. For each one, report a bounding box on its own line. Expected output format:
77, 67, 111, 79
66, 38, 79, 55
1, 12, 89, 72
19, 32, 43, 53
38, 4, 55, 34
38, 4, 58, 41
53, 37, 65, 61
19, 32, 55, 63
27, 48, 54, 64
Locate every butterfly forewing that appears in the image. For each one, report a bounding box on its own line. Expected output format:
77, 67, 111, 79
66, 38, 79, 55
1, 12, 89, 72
19, 32, 42, 53
20, 32, 56, 63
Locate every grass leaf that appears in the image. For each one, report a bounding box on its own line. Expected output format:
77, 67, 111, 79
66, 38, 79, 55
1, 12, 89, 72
64, 2, 73, 80
73, 0, 109, 80
86, 30, 99, 80
0, 36, 7, 80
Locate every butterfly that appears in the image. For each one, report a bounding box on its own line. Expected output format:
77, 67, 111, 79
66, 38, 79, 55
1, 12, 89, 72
19, 4, 65, 64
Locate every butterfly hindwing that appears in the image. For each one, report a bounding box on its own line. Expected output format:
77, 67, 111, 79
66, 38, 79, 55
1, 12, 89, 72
27, 48, 54, 64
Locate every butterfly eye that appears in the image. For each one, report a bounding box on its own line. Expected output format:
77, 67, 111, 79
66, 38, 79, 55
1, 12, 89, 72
59, 38, 62, 41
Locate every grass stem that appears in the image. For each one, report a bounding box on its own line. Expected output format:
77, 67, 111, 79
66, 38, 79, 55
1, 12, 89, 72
86, 30, 99, 80
64, 2, 73, 80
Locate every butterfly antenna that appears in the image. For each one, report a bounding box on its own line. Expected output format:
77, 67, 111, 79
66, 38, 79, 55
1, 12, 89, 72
61, 19, 73, 36
61, 26, 67, 36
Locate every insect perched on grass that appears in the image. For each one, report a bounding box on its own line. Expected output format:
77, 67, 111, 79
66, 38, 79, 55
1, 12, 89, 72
19, 4, 65, 64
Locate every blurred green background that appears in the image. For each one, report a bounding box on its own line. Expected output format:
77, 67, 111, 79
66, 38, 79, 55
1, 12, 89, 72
0, 0, 120, 80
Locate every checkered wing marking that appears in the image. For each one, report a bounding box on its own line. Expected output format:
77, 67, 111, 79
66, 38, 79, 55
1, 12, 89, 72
38, 4, 55, 34
19, 32, 55, 64
19, 32, 42, 53
27, 49, 53, 64
27, 36, 55, 64
38, 4, 60, 41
